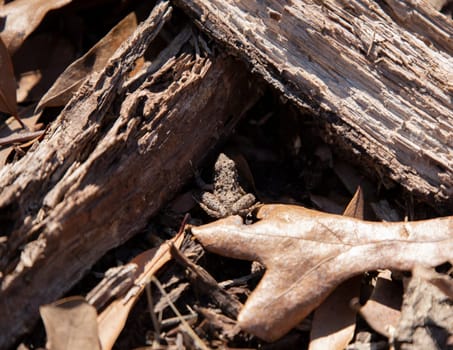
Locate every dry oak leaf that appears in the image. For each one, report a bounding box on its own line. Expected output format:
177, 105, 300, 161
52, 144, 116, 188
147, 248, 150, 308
191, 204, 453, 342
308, 186, 365, 350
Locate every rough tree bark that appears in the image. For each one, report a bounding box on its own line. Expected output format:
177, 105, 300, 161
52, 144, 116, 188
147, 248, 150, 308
0, 1, 261, 347
174, 0, 453, 204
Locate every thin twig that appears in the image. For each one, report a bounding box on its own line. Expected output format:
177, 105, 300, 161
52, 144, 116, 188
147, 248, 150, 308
145, 283, 161, 338
218, 270, 263, 289
0, 130, 45, 147
170, 244, 242, 318
11, 115, 27, 130
160, 312, 197, 328
151, 276, 210, 350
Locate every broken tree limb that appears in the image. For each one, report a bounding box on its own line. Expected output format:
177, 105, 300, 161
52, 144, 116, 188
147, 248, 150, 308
173, 0, 453, 204
0, 1, 262, 346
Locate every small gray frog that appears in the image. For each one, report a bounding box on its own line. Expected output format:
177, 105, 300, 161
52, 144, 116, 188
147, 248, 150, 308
198, 153, 259, 218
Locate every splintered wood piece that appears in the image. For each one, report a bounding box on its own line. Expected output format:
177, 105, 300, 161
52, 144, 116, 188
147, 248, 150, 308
174, 0, 453, 203
191, 204, 453, 341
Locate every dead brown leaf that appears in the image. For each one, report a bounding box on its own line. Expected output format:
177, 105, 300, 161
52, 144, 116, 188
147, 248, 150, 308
191, 204, 453, 342
309, 279, 361, 349
309, 187, 364, 349
16, 70, 42, 103
342, 186, 364, 219
13, 31, 76, 104
40, 296, 101, 350
357, 271, 402, 338
0, 36, 17, 116
37, 12, 138, 111
0, 0, 73, 54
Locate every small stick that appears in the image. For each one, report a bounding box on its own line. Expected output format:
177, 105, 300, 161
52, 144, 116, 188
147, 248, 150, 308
0, 130, 45, 147
151, 276, 210, 350
145, 283, 162, 338
12, 115, 27, 130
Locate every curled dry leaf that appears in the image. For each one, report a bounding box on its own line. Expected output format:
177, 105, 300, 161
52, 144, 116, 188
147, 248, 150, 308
0, 0, 73, 54
37, 12, 138, 111
191, 204, 453, 342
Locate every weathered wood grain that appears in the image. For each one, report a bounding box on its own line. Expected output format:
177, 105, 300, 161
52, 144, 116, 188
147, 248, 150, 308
0, 2, 261, 346
174, 0, 453, 204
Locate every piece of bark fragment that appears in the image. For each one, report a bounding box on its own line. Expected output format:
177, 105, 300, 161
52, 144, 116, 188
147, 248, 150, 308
395, 276, 453, 349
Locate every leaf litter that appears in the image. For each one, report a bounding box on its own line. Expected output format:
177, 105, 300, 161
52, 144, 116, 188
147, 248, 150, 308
1, 0, 452, 349
191, 203, 452, 342
308, 186, 365, 350
0, 1, 141, 169
36, 12, 138, 111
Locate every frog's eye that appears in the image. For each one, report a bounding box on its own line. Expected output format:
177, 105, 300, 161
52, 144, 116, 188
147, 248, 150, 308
245, 211, 257, 225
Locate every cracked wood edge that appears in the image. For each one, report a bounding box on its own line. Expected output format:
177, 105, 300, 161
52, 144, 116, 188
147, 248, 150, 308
0, 8, 261, 350
0, 0, 173, 250
173, 0, 453, 203
0, 52, 259, 350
